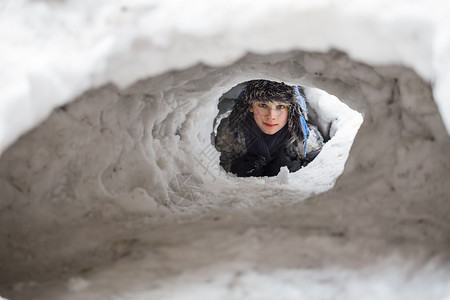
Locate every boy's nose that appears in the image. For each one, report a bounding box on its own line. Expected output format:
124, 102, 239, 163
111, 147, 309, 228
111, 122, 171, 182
266, 108, 276, 119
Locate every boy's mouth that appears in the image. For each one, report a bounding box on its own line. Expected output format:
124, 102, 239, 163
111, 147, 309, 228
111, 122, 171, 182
264, 123, 278, 127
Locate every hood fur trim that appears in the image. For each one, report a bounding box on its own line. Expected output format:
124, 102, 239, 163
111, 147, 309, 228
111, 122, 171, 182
227, 79, 308, 149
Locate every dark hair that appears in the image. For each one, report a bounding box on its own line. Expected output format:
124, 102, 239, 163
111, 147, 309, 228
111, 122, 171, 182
240, 80, 294, 104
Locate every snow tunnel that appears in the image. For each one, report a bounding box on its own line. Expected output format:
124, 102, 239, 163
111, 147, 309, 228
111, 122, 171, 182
0, 50, 363, 221
2, 49, 450, 299
1, 1, 450, 299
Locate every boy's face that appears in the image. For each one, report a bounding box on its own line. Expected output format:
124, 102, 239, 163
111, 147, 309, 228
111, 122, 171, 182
249, 101, 289, 135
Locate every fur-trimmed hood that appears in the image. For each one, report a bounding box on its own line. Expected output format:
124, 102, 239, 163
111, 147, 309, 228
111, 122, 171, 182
227, 79, 309, 155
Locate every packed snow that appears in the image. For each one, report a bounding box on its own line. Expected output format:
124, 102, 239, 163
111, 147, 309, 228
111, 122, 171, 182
1, 0, 450, 300
1, 0, 450, 156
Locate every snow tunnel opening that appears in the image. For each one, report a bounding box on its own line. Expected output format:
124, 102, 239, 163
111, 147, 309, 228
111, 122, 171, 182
0, 51, 366, 230
210, 80, 363, 195
213, 81, 355, 141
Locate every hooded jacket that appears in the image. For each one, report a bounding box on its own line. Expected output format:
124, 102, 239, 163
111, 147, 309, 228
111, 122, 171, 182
215, 80, 324, 177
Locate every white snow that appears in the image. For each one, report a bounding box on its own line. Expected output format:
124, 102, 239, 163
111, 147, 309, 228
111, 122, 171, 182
0, 0, 449, 156
1, 0, 450, 300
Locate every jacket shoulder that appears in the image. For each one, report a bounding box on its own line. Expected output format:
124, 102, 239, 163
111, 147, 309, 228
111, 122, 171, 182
214, 117, 247, 170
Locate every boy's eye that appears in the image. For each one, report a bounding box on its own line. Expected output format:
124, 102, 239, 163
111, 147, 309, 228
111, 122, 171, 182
258, 103, 267, 108
277, 105, 285, 109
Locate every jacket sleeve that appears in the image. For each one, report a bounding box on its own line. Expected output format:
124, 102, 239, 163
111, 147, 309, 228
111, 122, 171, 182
230, 153, 267, 177
305, 123, 324, 153
299, 123, 324, 167
286, 123, 324, 169
264, 147, 302, 176
214, 118, 245, 172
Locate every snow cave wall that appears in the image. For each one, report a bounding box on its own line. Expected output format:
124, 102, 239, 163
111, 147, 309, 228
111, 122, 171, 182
1, 0, 450, 296
1, 49, 449, 287
0, 49, 365, 233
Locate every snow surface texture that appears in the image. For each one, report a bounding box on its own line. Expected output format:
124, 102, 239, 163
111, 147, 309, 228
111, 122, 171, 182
1, 0, 450, 299
1, 0, 450, 155
1, 51, 449, 300
0, 60, 362, 222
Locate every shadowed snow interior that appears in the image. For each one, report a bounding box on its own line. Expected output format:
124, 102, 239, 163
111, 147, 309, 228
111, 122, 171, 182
1, 49, 449, 299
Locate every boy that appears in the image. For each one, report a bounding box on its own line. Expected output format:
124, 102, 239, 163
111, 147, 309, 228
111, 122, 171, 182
215, 79, 323, 177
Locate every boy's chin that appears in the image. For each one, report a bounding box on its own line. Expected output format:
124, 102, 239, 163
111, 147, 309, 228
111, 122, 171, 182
261, 127, 281, 135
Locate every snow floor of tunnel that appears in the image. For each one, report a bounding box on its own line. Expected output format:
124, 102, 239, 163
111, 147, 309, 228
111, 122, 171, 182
7, 218, 450, 300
